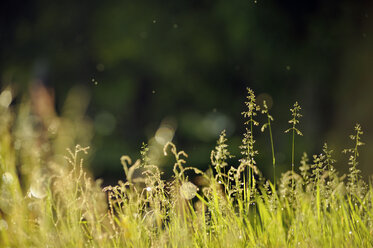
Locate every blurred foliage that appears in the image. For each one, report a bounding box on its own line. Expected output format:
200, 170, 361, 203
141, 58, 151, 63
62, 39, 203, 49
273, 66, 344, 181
1, 0, 373, 184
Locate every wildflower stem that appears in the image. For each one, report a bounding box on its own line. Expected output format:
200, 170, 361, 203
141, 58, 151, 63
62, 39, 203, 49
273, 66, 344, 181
285, 101, 302, 198
292, 128, 295, 192
267, 114, 276, 189
250, 118, 253, 190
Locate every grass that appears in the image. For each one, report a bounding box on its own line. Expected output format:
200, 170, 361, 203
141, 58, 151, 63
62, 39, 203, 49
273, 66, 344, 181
0, 87, 372, 247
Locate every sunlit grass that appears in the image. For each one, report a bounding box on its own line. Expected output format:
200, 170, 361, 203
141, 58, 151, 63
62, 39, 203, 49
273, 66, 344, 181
0, 87, 372, 247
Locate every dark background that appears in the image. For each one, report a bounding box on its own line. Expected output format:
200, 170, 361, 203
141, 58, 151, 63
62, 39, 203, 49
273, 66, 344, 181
1, 0, 373, 184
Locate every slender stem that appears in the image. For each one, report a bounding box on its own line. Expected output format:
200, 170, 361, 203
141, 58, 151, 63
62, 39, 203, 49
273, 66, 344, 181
352, 131, 359, 186
248, 118, 253, 192
267, 115, 276, 189
291, 127, 295, 197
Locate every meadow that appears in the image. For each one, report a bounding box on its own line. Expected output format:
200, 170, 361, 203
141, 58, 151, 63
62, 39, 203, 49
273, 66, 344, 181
0, 87, 372, 247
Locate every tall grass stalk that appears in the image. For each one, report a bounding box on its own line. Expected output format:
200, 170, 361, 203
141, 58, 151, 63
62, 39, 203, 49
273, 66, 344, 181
0, 87, 372, 248
285, 101, 303, 197
261, 100, 276, 189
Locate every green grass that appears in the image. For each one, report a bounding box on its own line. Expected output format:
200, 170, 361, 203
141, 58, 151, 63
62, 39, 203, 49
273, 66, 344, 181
0, 87, 372, 247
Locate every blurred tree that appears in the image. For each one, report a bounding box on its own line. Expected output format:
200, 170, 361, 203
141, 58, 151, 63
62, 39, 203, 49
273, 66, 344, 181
1, 0, 372, 184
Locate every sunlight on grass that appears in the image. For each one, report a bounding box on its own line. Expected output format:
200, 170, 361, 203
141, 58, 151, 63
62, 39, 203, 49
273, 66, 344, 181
0, 87, 372, 247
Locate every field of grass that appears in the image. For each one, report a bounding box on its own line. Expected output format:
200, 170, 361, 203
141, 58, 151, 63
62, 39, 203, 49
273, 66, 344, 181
0, 87, 372, 247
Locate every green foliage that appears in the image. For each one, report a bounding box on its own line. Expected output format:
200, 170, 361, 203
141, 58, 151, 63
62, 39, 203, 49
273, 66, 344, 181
0, 88, 372, 247
343, 124, 366, 199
